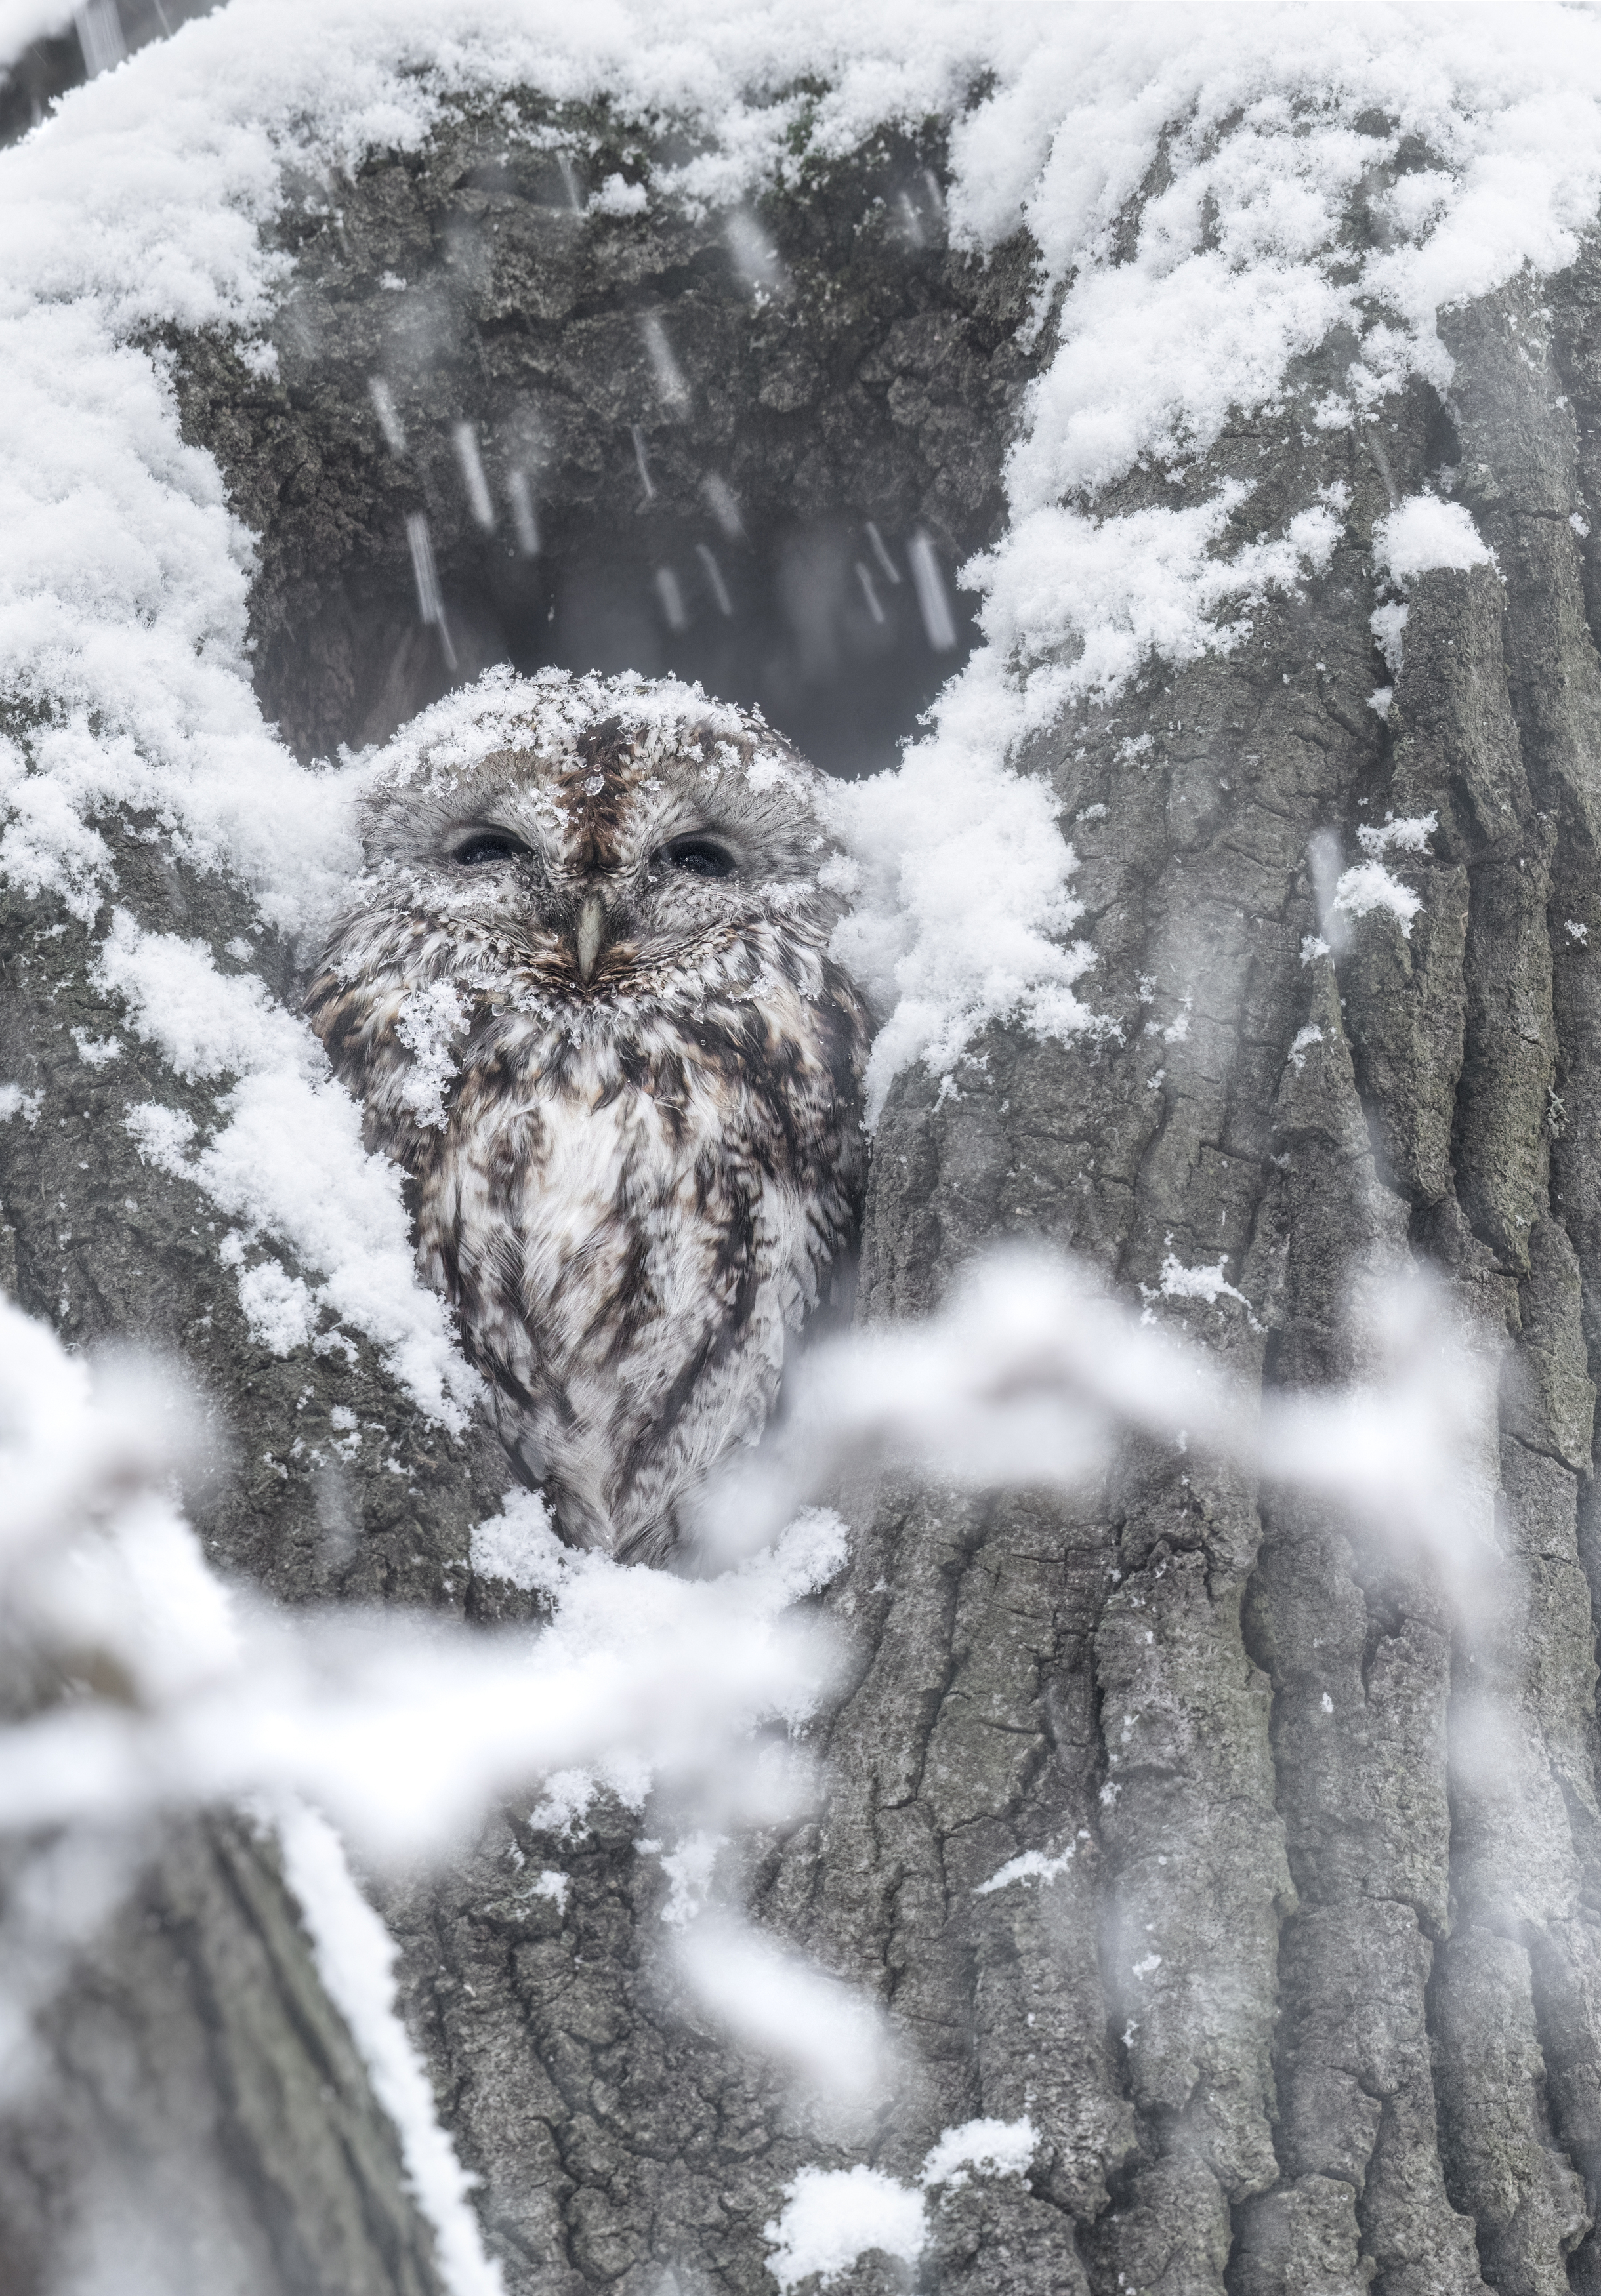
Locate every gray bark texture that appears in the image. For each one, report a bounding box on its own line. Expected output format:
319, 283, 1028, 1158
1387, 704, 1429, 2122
9, 75, 1601, 2296
0, 1818, 449, 2296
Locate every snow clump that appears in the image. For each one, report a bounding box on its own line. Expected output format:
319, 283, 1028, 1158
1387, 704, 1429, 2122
1374, 495, 1497, 585
1331, 861, 1424, 937
764, 2118, 1037, 2292
976, 1843, 1075, 1894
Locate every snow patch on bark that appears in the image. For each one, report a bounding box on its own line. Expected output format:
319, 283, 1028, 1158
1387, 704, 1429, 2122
765, 2165, 927, 2293
100, 911, 477, 1424
975, 1843, 1075, 1894
764, 2118, 1038, 2291
275, 1799, 505, 2296
675, 1916, 890, 2101
1159, 1254, 1254, 1314
1375, 495, 1495, 583
1332, 859, 1423, 937
1359, 811, 1437, 859
1371, 599, 1411, 675
468, 1486, 558, 1589
825, 651, 1096, 1120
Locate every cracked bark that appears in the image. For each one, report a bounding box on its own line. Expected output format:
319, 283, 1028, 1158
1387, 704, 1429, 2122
10, 85, 1601, 2296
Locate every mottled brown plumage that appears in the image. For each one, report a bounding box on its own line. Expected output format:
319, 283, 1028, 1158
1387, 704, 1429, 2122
306, 668, 869, 1563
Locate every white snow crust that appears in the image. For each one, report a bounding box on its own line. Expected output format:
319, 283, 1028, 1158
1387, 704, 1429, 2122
1358, 811, 1438, 859
1159, 1253, 1254, 1315
276, 1799, 505, 2296
975, 1843, 1074, 1895
764, 2165, 927, 2293
919, 2116, 1039, 2191
1332, 859, 1423, 937
467, 1485, 558, 1588
1375, 495, 1495, 583
99, 909, 478, 1420
764, 2116, 1037, 2292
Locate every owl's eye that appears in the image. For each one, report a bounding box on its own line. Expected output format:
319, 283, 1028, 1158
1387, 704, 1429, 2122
450, 831, 526, 867
659, 835, 736, 880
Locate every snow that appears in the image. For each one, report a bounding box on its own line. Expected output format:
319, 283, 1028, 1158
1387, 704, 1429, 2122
0, 1082, 40, 1123
675, 1915, 890, 2101
1158, 1252, 1255, 1317
1371, 599, 1410, 676
708, 1246, 1501, 1603
233, 1254, 317, 1353
764, 2165, 927, 2293
1331, 858, 1423, 937
0, 1225, 1505, 2162
655, 1828, 722, 1928
0, 1292, 233, 1704
467, 1496, 849, 1830
0, 1296, 892, 2131
1374, 495, 1495, 584
1367, 503, 1490, 699
468, 1486, 558, 1589
975, 1844, 1074, 1895
1287, 1023, 1323, 1074
0, 2, 76, 66
1359, 811, 1436, 859
276, 1799, 505, 2296
764, 2118, 1037, 2292
919, 2116, 1038, 2191
825, 656, 1096, 1118
0, 1305, 852, 1869
124, 1098, 196, 1165
394, 979, 471, 1132
826, 7, 1601, 1096
102, 910, 478, 1422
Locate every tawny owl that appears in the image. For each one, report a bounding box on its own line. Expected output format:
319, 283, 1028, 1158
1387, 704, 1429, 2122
306, 668, 869, 1565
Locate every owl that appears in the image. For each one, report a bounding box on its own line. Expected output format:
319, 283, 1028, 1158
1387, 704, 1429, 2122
306, 668, 870, 1566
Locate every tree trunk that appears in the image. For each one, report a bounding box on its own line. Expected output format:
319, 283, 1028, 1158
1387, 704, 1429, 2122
0, 1818, 449, 2296
9, 51, 1601, 2296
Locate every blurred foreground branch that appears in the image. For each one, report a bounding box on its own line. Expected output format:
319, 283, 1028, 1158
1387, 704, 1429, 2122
0, 1249, 1499, 2125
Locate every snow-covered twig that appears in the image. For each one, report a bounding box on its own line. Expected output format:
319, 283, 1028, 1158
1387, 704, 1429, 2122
703, 1248, 1499, 1589
0, 1241, 1496, 2133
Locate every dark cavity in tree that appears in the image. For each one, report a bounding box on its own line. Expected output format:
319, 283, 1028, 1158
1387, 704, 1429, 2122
169, 104, 1047, 779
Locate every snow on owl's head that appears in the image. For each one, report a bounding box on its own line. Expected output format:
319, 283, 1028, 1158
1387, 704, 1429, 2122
349, 666, 848, 1002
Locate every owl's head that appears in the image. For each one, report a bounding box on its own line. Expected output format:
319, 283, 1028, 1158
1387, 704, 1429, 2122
346, 667, 850, 1002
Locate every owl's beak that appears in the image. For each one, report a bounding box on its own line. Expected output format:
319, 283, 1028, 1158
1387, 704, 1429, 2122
574, 893, 608, 983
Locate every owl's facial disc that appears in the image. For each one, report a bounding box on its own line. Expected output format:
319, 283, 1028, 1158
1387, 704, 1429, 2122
362, 691, 842, 1004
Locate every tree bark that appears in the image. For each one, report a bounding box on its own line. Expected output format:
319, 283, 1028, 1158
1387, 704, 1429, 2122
0, 1818, 450, 2296
9, 72, 1601, 2296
